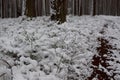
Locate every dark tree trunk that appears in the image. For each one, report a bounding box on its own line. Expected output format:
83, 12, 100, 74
78, 0, 82, 16
45, 0, 50, 16
93, 0, 96, 16
37, 0, 42, 16
25, 0, 36, 17
51, 0, 67, 24
16, 0, 22, 17
1, 0, 9, 18
74, 0, 76, 15
117, 0, 120, 16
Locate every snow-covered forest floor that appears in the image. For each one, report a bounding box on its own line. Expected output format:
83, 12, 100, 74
0, 15, 120, 80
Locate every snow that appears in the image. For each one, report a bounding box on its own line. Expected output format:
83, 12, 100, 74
0, 15, 120, 80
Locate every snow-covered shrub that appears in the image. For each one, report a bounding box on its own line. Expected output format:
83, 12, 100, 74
0, 59, 13, 80
0, 16, 120, 80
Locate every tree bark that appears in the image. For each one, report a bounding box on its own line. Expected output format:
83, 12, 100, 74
25, 0, 36, 17
51, 0, 67, 24
92, 0, 96, 16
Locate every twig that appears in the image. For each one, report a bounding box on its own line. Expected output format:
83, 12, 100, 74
0, 73, 6, 77
0, 59, 13, 80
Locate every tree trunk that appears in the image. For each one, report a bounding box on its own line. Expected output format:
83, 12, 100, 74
25, 0, 36, 17
51, 0, 67, 24
92, 0, 96, 16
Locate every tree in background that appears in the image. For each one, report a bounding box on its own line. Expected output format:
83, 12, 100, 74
25, 0, 36, 17
92, 0, 96, 16
51, 0, 67, 24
